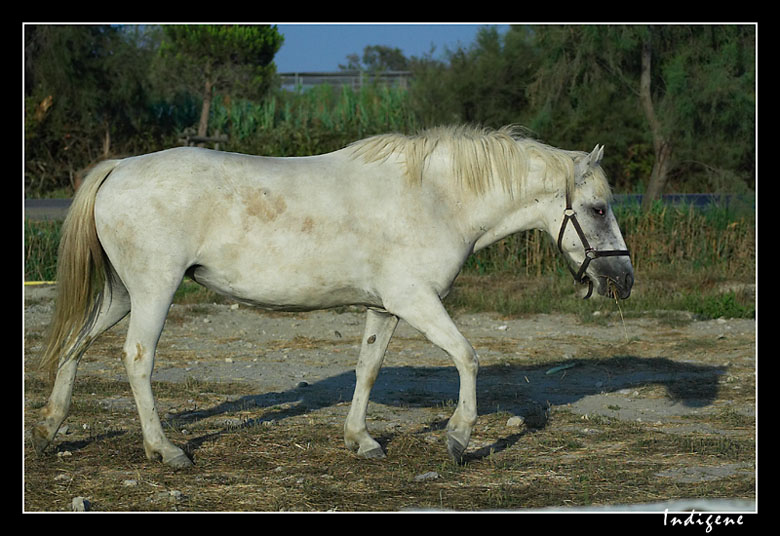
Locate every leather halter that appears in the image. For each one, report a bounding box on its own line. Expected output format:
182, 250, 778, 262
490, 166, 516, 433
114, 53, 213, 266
556, 187, 631, 299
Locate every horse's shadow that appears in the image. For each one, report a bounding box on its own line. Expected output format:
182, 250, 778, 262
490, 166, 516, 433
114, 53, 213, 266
172, 355, 727, 462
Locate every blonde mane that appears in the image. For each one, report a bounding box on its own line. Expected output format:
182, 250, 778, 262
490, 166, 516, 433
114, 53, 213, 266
349, 125, 612, 200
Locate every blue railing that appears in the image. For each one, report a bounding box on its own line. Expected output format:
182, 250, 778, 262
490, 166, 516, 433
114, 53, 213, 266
612, 194, 755, 210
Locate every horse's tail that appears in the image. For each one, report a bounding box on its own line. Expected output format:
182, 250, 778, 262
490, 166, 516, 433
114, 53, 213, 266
38, 159, 121, 380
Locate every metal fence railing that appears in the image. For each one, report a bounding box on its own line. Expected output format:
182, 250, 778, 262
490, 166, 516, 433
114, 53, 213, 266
278, 71, 412, 91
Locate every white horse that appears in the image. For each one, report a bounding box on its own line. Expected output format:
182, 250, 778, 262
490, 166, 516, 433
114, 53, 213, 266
32, 126, 633, 467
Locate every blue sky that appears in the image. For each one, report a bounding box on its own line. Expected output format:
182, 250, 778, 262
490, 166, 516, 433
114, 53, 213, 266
274, 24, 509, 72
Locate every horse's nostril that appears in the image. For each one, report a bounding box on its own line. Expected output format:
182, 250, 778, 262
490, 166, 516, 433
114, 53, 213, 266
625, 272, 634, 290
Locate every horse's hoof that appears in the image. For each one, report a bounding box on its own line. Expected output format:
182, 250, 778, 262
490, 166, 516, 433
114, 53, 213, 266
164, 452, 194, 469
358, 446, 386, 459
30, 426, 52, 454
447, 436, 467, 464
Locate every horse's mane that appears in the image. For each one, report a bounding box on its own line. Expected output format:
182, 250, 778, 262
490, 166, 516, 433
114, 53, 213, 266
349, 125, 611, 200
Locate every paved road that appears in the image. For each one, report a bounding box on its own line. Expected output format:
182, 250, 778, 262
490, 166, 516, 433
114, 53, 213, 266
24, 199, 71, 221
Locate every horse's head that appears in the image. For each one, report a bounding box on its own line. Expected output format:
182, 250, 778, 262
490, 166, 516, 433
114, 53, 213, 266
553, 145, 634, 299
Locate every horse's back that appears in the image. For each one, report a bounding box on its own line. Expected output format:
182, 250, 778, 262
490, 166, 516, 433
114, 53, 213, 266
92, 146, 455, 309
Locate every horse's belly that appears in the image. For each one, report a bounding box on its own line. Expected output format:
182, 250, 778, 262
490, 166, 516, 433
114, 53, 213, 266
188, 262, 381, 311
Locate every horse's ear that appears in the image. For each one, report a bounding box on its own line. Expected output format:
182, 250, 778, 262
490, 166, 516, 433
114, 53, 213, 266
575, 145, 604, 183
585, 145, 604, 168
591, 144, 604, 167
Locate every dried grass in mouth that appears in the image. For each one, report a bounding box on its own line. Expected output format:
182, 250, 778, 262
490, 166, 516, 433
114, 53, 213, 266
607, 279, 629, 343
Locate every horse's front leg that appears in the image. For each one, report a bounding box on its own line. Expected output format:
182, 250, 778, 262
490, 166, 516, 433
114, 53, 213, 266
344, 308, 398, 458
385, 290, 479, 464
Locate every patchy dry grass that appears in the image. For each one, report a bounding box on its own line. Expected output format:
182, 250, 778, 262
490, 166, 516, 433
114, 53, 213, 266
24, 368, 755, 512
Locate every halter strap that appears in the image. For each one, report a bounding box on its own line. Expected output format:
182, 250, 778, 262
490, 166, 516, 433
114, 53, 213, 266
557, 188, 630, 299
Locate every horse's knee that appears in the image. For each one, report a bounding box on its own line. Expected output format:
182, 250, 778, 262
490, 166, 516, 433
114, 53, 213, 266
123, 341, 148, 365
461, 350, 479, 375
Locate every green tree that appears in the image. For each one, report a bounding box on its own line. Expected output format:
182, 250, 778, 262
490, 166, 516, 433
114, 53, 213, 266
648, 26, 755, 198
158, 25, 283, 138
408, 26, 538, 129
340, 45, 409, 72
528, 25, 755, 205
25, 25, 157, 194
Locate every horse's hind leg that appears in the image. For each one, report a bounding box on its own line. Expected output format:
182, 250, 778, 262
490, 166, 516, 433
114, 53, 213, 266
344, 308, 398, 458
120, 280, 192, 469
32, 275, 131, 454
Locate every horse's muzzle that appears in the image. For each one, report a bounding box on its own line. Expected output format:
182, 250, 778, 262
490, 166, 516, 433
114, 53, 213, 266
596, 270, 633, 300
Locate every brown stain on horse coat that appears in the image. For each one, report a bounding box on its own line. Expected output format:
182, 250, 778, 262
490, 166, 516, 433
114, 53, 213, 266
243, 187, 287, 223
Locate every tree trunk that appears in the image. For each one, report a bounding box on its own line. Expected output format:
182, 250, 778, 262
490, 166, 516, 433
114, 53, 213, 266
102, 121, 111, 157
644, 141, 672, 209
197, 77, 213, 145
640, 34, 673, 212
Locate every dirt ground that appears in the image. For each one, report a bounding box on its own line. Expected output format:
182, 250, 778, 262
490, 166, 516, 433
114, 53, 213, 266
23, 284, 757, 512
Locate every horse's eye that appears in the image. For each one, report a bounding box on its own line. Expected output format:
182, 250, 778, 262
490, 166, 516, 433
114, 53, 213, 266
592, 207, 606, 217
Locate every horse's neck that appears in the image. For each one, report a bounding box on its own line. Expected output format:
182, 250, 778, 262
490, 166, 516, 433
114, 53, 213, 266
413, 150, 549, 252
468, 192, 549, 253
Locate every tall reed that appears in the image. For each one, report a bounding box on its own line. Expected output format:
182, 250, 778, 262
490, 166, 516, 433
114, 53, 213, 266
209, 84, 419, 157
615, 201, 754, 279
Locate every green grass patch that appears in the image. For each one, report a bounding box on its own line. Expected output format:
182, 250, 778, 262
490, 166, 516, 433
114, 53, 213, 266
24, 219, 61, 282
679, 291, 755, 320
